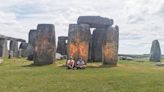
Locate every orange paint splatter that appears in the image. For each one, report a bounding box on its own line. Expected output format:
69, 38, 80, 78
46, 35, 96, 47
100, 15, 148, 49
78, 42, 88, 60
68, 41, 89, 62
68, 43, 78, 57
103, 43, 117, 60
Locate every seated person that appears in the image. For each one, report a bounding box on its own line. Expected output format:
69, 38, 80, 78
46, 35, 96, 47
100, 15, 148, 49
76, 58, 86, 69
66, 57, 75, 69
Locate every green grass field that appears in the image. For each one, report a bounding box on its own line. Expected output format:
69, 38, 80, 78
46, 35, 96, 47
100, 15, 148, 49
0, 58, 164, 92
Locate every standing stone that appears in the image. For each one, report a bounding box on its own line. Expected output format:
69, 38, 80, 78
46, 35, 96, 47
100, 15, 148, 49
91, 28, 106, 62
19, 42, 28, 50
102, 26, 119, 66
19, 42, 28, 57
26, 44, 34, 60
34, 24, 56, 65
28, 29, 38, 47
25, 29, 38, 60
77, 16, 113, 28
0, 38, 8, 57
88, 35, 92, 61
68, 24, 91, 63
9, 40, 18, 57
27, 29, 38, 60
149, 40, 161, 62
56, 36, 68, 55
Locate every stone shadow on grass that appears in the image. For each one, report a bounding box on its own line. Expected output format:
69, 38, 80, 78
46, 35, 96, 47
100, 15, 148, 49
58, 64, 117, 69
21, 63, 51, 67
87, 65, 117, 68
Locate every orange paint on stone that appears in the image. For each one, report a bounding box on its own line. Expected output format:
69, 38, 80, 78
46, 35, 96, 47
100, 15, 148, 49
103, 43, 117, 60
68, 41, 89, 62
68, 32, 89, 62
78, 42, 88, 60
68, 43, 78, 57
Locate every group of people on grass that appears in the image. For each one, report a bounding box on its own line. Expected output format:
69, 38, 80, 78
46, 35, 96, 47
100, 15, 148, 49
66, 57, 86, 70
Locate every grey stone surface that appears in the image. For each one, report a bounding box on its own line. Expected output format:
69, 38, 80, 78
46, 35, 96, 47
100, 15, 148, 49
28, 29, 38, 47
0, 38, 8, 57
34, 24, 56, 65
26, 44, 34, 60
56, 36, 68, 55
91, 28, 106, 62
0, 34, 25, 42
68, 24, 91, 63
102, 26, 119, 66
88, 35, 92, 61
149, 40, 161, 62
9, 40, 18, 57
19, 42, 28, 57
26, 44, 34, 56
0, 34, 26, 58
77, 16, 113, 28
19, 42, 28, 50
27, 29, 38, 59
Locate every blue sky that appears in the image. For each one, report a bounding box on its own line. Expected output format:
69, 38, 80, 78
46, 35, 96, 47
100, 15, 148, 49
0, 0, 163, 54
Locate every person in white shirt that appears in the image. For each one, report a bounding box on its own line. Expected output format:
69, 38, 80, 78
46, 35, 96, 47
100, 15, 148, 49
76, 58, 86, 69
66, 57, 75, 69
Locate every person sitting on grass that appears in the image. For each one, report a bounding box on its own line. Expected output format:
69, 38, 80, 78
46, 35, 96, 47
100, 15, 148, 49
76, 58, 86, 69
66, 57, 75, 69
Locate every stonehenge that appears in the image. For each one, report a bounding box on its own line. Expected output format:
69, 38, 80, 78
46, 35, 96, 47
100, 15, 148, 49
34, 24, 56, 65
149, 40, 161, 62
57, 36, 68, 55
1, 15, 164, 67
67, 16, 119, 65
0, 15, 119, 66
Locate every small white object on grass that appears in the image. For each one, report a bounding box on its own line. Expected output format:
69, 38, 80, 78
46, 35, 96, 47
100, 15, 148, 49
156, 62, 164, 66
0, 58, 3, 64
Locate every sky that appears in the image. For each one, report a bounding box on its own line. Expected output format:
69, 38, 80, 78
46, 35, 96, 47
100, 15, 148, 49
0, 0, 164, 54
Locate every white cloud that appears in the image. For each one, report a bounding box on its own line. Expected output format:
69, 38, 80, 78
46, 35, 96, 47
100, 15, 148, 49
0, 0, 163, 54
